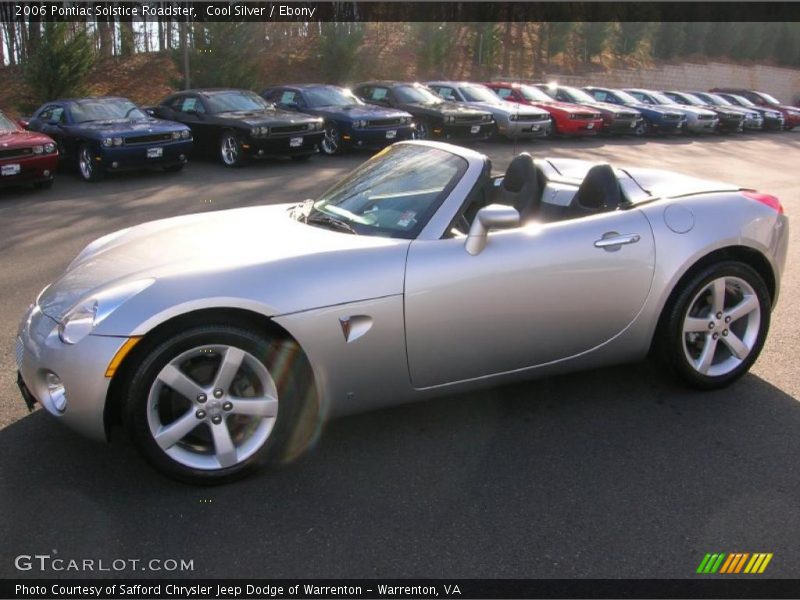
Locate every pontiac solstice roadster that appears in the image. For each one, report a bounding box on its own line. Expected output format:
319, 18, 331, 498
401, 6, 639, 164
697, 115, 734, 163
15, 141, 788, 483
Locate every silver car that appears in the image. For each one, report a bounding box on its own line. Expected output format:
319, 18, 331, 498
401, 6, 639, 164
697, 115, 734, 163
15, 141, 789, 483
426, 81, 552, 140
624, 88, 719, 133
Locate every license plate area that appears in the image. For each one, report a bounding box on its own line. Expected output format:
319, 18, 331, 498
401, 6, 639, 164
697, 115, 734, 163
470, 125, 480, 134
386, 130, 397, 139
587, 123, 594, 129
289, 137, 303, 148
147, 147, 163, 158
2, 163, 21, 176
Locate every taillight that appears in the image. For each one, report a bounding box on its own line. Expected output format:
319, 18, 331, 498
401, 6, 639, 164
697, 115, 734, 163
742, 190, 784, 214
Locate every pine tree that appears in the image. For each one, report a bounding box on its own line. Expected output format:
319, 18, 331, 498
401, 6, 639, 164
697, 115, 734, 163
21, 23, 96, 111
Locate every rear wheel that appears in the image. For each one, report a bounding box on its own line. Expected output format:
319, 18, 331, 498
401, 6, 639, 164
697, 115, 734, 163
656, 261, 770, 390
123, 324, 316, 484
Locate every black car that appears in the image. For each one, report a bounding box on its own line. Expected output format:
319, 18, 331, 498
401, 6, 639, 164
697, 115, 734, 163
353, 81, 493, 141
715, 92, 786, 131
27, 96, 192, 182
262, 84, 415, 155
152, 89, 325, 167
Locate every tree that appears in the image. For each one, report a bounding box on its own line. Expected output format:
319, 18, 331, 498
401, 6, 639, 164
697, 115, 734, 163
653, 22, 687, 60
175, 23, 262, 89
581, 22, 612, 64
317, 22, 364, 83
615, 22, 649, 56
21, 23, 96, 111
414, 23, 454, 78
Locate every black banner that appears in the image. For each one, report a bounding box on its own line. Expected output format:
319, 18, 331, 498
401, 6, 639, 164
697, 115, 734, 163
3, 1, 800, 23
4, 579, 800, 599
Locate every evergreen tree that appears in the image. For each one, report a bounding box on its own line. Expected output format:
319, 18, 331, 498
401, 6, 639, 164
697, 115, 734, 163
317, 22, 364, 83
21, 23, 96, 111
175, 23, 261, 89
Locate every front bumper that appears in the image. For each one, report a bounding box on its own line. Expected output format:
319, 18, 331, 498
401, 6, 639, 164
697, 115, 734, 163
603, 117, 643, 134
556, 118, 602, 136
343, 125, 415, 149
0, 153, 58, 188
651, 118, 685, 132
499, 119, 551, 139
16, 303, 124, 442
717, 116, 744, 132
743, 116, 764, 130
244, 132, 325, 158
98, 139, 192, 171
433, 122, 493, 141
685, 118, 719, 133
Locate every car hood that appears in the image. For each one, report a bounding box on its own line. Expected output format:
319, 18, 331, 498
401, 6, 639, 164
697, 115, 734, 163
70, 118, 185, 135
539, 100, 598, 114
461, 100, 546, 116
37, 204, 410, 323
0, 129, 54, 147
662, 104, 715, 117
401, 101, 487, 117
215, 109, 319, 127
311, 105, 409, 120
590, 102, 640, 115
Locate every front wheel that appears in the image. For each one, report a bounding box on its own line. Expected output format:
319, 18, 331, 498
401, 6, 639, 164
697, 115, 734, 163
219, 132, 245, 167
123, 324, 316, 484
413, 119, 431, 140
78, 144, 104, 182
320, 124, 342, 155
656, 261, 771, 390
633, 121, 649, 137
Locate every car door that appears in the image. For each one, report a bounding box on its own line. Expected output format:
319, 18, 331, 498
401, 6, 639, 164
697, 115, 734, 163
403, 209, 655, 388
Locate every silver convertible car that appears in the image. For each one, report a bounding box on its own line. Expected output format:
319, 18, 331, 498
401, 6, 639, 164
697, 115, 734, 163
16, 141, 788, 483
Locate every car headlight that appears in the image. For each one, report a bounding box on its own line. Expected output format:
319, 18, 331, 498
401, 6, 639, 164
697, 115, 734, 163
102, 138, 113, 147
113, 137, 123, 146
44, 142, 56, 154
57, 279, 154, 345
172, 130, 181, 140
32, 145, 44, 154
181, 129, 191, 139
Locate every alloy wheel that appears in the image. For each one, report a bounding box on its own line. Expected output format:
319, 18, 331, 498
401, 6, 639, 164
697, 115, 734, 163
320, 127, 340, 155
220, 134, 240, 166
146, 344, 279, 470
681, 276, 761, 377
78, 147, 94, 180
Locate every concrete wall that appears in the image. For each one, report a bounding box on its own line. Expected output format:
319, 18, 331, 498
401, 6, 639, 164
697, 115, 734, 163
544, 62, 800, 104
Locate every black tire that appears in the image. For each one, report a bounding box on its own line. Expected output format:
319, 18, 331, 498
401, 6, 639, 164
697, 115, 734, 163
33, 179, 53, 190
219, 131, 245, 167
163, 163, 185, 173
123, 324, 317, 484
633, 121, 648, 137
655, 261, 771, 390
77, 144, 104, 182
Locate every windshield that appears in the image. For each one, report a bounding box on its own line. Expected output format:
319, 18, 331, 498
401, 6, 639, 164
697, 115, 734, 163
206, 91, 269, 113
394, 85, 442, 104
704, 93, 732, 106
306, 144, 467, 239
560, 87, 596, 104
70, 98, 147, 123
461, 85, 501, 103
613, 90, 641, 104
305, 86, 363, 108
728, 94, 755, 107
516, 85, 551, 102
0, 111, 19, 132
758, 92, 780, 104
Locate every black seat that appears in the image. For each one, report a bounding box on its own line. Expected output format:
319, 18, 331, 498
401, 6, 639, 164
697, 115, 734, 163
565, 163, 622, 219
497, 153, 542, 222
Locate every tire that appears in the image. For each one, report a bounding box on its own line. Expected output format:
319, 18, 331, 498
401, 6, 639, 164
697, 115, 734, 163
633, 121, 648, 137
655, 261, 771, 390
413, 119, 431, 140
163, 164, 184, 173
219, 131, 245, 167
33, 179, 53, 190
320, 124, 342, 155
123, 324, 317, 484
78, 144, 104, 182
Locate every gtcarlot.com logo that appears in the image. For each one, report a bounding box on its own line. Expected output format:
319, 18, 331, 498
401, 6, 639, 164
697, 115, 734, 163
697, 552, 773, 574
14, 553, 194, 573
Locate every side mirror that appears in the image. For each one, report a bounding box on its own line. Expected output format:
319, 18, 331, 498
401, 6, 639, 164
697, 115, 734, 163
465, 204, 520, 256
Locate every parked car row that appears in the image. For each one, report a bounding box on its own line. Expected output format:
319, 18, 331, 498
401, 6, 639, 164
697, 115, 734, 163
2, 81, 797, 192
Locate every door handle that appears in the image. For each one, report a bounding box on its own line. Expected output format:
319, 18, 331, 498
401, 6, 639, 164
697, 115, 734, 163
594, 233, 641, 249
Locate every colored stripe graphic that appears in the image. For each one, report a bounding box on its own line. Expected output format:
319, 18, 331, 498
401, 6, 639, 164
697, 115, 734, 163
699, 552, 774, 574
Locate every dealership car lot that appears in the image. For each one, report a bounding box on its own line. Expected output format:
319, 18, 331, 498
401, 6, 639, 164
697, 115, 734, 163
1, 133, 799, 577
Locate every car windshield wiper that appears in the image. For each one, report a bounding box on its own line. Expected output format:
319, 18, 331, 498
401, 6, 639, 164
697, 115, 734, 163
306, 212, 358, 235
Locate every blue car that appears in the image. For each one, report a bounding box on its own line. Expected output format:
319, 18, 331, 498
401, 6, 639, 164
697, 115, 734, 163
582, 87, 686, 135
27, 96, 192, 182
262, 84, 415, 155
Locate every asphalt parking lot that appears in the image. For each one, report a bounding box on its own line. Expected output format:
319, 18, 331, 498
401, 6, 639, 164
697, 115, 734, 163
1, 132, 799, 579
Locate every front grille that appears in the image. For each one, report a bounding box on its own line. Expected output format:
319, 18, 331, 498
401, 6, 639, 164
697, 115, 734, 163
125, 133, 173, 145
573, 112, 598, 120
367, 118, 403, 128
0, 147, 33, 160
664, 113, 682, 120
617, 112, 638, 119
517, 113, 549, 122
15, 336, 24, 369
271, 124, 311, 135
697, 114, 715, 120
454, 115, 484, 124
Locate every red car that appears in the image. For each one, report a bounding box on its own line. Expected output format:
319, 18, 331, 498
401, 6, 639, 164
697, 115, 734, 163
483, 81, 603, 136
0, 109, 58, 190
710, 88, 800, 131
